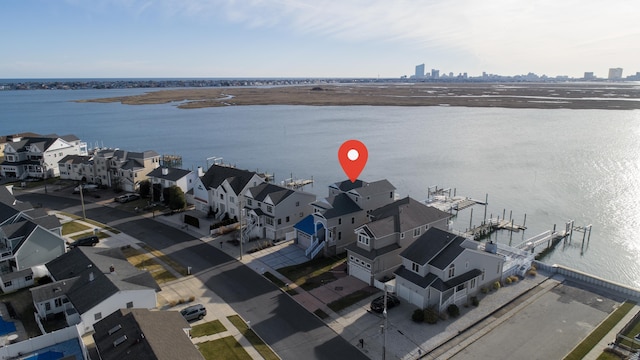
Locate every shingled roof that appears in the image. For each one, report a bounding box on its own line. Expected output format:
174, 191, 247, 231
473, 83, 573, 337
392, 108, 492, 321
200, 164, 260, 194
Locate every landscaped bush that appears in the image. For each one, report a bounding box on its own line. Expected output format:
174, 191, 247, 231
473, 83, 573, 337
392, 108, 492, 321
424, 307, 439, 324
447, 304, 460, 318
412, 309, 425, 323
471, 296, 480, 307
527, 268, 537, 276
509, 275, 519, 283
505, 277, 512, 285
493, 281, 501, 290
480, 287, 488, 294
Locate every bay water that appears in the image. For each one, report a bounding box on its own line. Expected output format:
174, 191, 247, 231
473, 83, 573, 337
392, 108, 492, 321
2, 88, 640, 287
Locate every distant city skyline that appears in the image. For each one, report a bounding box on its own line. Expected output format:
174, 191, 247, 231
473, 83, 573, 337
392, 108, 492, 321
2, 1, 639, 79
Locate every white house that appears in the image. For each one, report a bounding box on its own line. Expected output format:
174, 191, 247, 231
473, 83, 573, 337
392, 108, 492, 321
242, 183, 315, 242
394, 227, 505, 311
346, 197, 451, 285
30, 247, 159, 334
146, 167, 199, 203
1, 134, 88, 179
192, 164, 265, 219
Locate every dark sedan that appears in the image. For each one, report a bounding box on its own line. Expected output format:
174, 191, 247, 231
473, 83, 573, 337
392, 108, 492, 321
370, 294, 400, 313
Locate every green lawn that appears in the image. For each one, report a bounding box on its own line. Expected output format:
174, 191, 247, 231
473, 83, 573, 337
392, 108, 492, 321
277, 255, 346, 291
191, 320, 226, 338
197, 337, 252, 360
263, 272, 298, 295
564, 301, 635, 360
618, 310, 640, 349
61, 221, 91, 235
228, 315, 279, 360
139, 244, 189, 276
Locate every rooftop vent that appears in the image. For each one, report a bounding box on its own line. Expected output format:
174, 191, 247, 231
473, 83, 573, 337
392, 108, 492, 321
108, 324, 122, 335
113, 335, 127, 347
89, 272, 95, 282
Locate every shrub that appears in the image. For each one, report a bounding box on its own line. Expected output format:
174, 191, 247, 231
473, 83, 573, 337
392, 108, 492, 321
168, 300, 178, 307
527, 268, 537, 277
493, 281, 501, 290
447, 304, 460, 318
188, 295, 195, 302
412, 309, 425, 323
505, 277, 512, 285
480, 287, 488, 294
424, 307, 439, 324
509, 275, 519, 283
471, 296, 480, 307
177, 298, 184, 305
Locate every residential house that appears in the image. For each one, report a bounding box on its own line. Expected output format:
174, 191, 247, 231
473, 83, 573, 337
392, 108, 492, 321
0, 132, 41, 159
30, 247, 159, 334
346, 197, 452, 285
192, 164, 265, 219
0, 134, 88, 179
93, 308, 204, 360
295, 179, 396, 259
58, 154, 96, 183
147, 166, 199, 203
91, 149, 161, 192
0, 186, 65, 286
394, 227, 505, 312
242, 183, 315, 242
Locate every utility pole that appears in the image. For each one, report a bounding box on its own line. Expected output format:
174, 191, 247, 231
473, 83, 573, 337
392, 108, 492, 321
239, 196, 243, 260
79, 181, 86, 219
383, 285, 388, 360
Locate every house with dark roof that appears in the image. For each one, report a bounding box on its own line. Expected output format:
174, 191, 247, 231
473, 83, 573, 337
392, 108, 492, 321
90, 148, 160, 192
30, 247, 159, 334
0, 133, 88, 180
58, 154, 95, 183
0, 186, 65, 290
346, 197, 451, 285
242, 183, 315, 242
93, 308, 204, 360
192, 164, 265, 220
295, 179, 397, 259
147, 166, 199, 203
394, 227, 504, 312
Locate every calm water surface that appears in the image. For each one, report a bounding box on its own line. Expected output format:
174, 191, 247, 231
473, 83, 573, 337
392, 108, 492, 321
2, 89, 640, 287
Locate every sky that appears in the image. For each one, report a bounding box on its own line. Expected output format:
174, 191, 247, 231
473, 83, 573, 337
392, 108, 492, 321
2, 0, 639, 79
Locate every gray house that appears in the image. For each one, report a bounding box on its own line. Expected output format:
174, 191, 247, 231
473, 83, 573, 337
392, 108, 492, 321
0, 186, 65, 288
394, 227, 505, 311
346, 197, 451, 285
93, 308, 204, 360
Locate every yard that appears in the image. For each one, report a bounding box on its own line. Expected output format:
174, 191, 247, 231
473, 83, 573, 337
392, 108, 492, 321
121, 246, 177, 284
0, 288, 41, 338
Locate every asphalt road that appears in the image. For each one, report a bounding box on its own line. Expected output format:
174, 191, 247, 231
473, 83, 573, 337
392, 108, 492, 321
17, 191, 369, 360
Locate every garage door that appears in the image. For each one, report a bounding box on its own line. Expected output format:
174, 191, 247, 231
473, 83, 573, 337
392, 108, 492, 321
349, 264, 372, 285
397, 284, 424, 308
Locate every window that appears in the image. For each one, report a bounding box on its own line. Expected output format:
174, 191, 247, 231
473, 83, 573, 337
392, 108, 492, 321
299, 212, 303, 217
482, 268, 485, 281
45, 302, 51, 311
55, 298, 63, 307
296, 201, 300, 206
230, 197, 235, 203
286, 216, 290, 223
126, 301, 134, 308
95, 312, 102, 321
265, 217, 274, 226
448, 264, 455, 278
220, 193, 224, 200
338, 232, 342, 240
351, 217, 355, 224
247, 199, 252, 206
25, 275, 33, 281
497, 264, 501, 274
465, 261, 469, 269
411, 262, 419, 272
413, 227, 420, 237
366, 263, 371, 269
277, 218, 281, 225
267, 205, 273, 213
350, 255, 354, 261
470, 278, 476, 289
358, 234, 370, 246
400, 233, 405, 239
230, 208, 235, 215
338, 218, 342, 225
3, 281, 11, 287
456, 284, 465, 291
390, 191, 393, 198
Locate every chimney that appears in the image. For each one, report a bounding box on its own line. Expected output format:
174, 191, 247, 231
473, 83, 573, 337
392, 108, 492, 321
197, 166, 204, 177
162, 167, 169, 176
89, 272, 95, 282
109, 265, 115, 273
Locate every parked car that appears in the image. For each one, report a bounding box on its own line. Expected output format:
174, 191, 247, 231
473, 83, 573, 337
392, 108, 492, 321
67, 235, 99, 248
115, 193, 140, 203
370, 294, 400, 313
73, 184, 98, 194
180, 304, 207, 321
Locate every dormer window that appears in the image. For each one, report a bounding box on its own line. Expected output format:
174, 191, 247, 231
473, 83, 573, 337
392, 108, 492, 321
358, 233, 370, 246
448, 264, 455, 278
411, 262, 419, 272
413, 227, 421, 237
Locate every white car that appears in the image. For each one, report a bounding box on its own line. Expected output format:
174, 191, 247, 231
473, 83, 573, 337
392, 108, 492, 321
116, 193, 140, 203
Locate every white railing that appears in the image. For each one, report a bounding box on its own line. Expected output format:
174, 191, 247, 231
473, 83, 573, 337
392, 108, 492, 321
310, 241, 324, 259
305, 236, 319, 257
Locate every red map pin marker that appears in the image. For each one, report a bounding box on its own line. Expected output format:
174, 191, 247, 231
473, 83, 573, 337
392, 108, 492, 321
338, 140, 368, 183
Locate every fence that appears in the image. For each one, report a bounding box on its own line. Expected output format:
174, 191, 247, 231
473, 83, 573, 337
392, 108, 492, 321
533, 261, 640, 302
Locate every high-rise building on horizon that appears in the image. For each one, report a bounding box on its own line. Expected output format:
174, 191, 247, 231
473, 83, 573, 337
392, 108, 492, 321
608, 68, 623, 80
415, 64, 425, 78
431, 69, 440, 79
584, 72, 595, 80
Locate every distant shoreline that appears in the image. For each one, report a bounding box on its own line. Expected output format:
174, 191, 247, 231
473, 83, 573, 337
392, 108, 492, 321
77, 83, 640, 110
